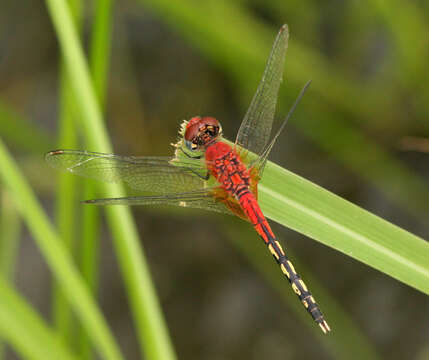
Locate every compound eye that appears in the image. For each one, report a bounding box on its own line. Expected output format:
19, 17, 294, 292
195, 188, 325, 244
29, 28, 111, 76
206, 124, 221, 138
206, 125, 215, 135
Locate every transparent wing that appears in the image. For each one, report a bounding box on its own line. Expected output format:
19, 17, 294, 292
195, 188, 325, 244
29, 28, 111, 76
46, 149, 209, 194
253, 80, 312, 175
235, 24, 289, 157
82, 191, 233, 215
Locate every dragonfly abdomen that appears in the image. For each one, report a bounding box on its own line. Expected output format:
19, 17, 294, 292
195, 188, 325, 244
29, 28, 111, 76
207, 144, 330, 332
238, 191, 330, 333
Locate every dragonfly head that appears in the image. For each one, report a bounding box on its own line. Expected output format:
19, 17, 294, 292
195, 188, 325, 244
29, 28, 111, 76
184, 116, 222, 151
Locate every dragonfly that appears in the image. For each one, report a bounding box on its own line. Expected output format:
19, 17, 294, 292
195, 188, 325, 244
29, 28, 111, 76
46, 24, 330, 333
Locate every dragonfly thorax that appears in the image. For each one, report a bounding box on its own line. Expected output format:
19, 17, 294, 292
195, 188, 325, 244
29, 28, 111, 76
184, 116, 222, 151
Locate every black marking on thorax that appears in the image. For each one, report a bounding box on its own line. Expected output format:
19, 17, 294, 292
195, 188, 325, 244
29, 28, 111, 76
213, 150, 250, 196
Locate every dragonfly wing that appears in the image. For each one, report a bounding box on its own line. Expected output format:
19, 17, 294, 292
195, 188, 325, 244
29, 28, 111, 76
46, 149, 208, 194
235, 24, 288, 157
83, 190, 234, 216
253, 80, 312, 175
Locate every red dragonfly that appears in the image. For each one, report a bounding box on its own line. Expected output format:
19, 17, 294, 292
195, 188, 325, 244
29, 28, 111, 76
46, 25, 330, 333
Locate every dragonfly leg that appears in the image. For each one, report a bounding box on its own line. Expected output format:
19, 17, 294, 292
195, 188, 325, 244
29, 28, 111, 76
178, 146, 203, 159
173, 147, 209, 179
185, 169, 210, 181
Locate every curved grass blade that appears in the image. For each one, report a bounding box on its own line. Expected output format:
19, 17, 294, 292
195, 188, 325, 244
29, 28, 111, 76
0, 278, 77, 360
259, 160, 429, 295
0, 137, 123, 360
0, 189, 21, 360
0, 190, 20, 283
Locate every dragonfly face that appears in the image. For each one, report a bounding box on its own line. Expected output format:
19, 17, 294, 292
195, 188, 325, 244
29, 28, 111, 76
184, 116, 222, 151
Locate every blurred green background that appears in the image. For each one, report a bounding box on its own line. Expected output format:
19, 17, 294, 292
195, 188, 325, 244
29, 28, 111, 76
1, 0, 429, 359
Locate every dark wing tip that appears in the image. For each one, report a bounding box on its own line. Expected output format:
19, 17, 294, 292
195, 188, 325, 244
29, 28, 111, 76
45, 149, 65, 159
46, 149, 65, 155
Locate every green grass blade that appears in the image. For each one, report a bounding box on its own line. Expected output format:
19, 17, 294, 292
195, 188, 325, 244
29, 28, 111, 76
259, 160, 429, 295
0, 137, 124, 360
89, 0, 113, 110
44, 0, 177, 358
52, 69, 78, 347
79, 0, 113, 358
79, 185, 100, 360
0, 278, 77, 360
0, 189, 21, 360
0, 190, 21, 282
52, 0, 82, 343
